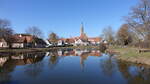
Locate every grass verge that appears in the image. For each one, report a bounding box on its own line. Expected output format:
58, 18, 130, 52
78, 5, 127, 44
109, 46, 150, 65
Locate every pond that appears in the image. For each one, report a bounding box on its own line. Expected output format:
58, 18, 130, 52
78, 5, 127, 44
0, 49, 150, 84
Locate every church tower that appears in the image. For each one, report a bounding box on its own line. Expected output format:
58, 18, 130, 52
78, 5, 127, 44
80, 22, 88, 41
80, 23, 84, 35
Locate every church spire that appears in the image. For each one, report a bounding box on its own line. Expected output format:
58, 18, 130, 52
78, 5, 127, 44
79, 22, 88, 41
80, 22, 84, 35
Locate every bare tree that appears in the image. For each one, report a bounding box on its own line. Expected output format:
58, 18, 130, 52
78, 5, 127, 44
25, 26, 43, 38
125, 0, 150, 41
102, 26, 115, 45
0, 19, 14, 48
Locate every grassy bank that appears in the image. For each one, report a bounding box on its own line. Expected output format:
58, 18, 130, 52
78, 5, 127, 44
0, 46, 100, 53
109, 46, 150, 65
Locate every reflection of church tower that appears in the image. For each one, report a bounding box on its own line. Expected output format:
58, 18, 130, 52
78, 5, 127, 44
80, 56, 85, 71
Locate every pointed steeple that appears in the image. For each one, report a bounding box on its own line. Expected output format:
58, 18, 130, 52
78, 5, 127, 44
80, 22, 84, 35
79, 22, 88, 41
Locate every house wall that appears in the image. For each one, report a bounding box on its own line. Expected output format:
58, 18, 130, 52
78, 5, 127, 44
12, 43, 24, 48
57, 40, 63, 46
35, 44, 45, 48
34, 43, 46, 48
75, 39, 89, 46
0, 42, 8, 48
89, 41, 101, 46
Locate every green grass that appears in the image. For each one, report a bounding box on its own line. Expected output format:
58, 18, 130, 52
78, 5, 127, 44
110, 46, 150, 63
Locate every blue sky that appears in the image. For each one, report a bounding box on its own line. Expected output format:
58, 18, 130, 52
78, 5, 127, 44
0, 0, 138, 38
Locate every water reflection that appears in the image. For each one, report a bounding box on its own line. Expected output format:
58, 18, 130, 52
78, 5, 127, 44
99, 54, 116, 76
0, 52, 45, 84
117, 61, 150, 84
46, 49, 101, 69
0, 49, 150, 84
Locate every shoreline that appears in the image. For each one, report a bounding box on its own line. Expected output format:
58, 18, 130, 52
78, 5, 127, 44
0, 46, 100, 53
116, 56, 150, 66
108, 46, 150, 66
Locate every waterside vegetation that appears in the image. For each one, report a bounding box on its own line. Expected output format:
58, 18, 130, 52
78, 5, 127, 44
108, 46, 150, 65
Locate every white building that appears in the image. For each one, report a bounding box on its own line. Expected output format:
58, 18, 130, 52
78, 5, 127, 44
0, 38, 9, 48
57, 40, 65, 46
75, 39, 89, 46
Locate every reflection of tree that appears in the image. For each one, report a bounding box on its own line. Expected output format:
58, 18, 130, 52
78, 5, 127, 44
24, 53, 45, 78
0, 59, 16, 84
100, 56, 115, 76
117, 61, 150, 84
24, 62, 43, 78
50, 56, 59, 64
48, 50, 60, 69
117, 61, 132, 79
80, 53, 89, 71
48, 49, 68, 69
26, 53, 45, 63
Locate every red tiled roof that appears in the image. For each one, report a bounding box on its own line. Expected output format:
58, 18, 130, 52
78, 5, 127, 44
65, 38, 75, 43
59, 37, 102, 43
88, 37, 102, 42
13, 34, 33, 43
59, 38, 75, 43
59, 38, 67, 41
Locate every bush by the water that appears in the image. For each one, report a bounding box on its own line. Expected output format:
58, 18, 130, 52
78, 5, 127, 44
99, 43, 107, 52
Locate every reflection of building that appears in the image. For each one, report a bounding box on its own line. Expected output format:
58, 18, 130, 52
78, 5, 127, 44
50, 49, 101, 70
58, 50, 63, 56
0, 57, 9, 67
0, 52, 46, 82
46, 49, 101, 70
0, 52, 45, 67
51, 49, 101, 57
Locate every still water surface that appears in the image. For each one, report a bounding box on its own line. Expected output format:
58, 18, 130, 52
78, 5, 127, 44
0, 49, 150, 84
